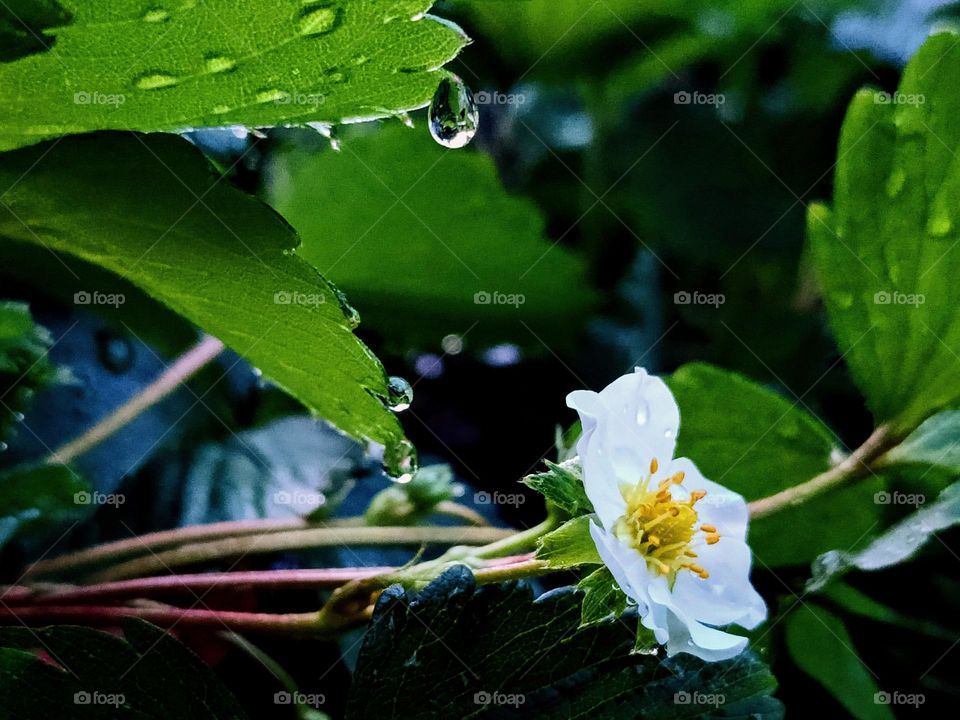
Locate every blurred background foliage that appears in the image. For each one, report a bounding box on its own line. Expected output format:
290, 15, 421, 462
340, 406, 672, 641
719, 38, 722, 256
2, 0, 959, 717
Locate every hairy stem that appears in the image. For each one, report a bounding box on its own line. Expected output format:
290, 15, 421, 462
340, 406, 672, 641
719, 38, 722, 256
46, 335, 225, 466
88, 526, 513, 582
747, 424, 896, 519
0, 604, 325, 634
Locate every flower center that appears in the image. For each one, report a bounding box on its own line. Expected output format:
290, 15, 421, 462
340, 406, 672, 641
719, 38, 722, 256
612, 458, 720, 581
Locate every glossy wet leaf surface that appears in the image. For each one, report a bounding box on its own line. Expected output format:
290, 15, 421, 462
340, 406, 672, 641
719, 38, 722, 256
0, 0, 467, 150
0, 132, 406, 459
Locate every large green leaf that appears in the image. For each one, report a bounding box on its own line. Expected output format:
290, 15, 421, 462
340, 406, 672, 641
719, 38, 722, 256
347, 566, 783, 719
785, 603, 893, 720
881, 409, 960, 473
267, 124, 595, 349
668, 362, 883, 566
0, 301, 58, 441
0, 133, 408, 467
0, 619, 247, 718
0, 0, 467, 150
808, 32, 960, 433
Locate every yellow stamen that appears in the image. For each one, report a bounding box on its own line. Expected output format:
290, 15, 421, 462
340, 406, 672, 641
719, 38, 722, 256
650, 458, 659, 474
700, 524, 717, 533
706, 533, 720, 545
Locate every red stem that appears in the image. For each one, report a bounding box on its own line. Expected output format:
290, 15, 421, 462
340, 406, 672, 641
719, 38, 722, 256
0, 605, 322, 634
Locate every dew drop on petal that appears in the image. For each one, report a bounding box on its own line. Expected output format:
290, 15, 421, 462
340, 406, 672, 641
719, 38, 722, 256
386, 376, 413, 411
428, 75, 479, 149
635, 400, 649, 426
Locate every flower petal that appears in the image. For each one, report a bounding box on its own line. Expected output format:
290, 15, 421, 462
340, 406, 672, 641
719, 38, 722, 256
589, 521, 652, 615
667, 457, 749, 542
648, 580, 749, 661
567, 369, 679, 529
670, 537, 767, 629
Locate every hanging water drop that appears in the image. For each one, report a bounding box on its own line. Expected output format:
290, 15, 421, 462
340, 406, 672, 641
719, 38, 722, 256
383, 438, 418, 483
386, 376, 413, 411
306, 122, 341, 151
428, 75, 479, 149
397, 112, 414, 129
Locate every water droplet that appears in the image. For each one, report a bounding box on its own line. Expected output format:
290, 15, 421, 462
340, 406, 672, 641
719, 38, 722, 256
134, 71, 179, 90
211, 104, 231, 115
885, 168, 906, 198
306, 122, 341, 151
428, 75, 479, 149
0, 441, 7, 452
383, 438, 418, 482
776, 420, 800, 439
297, 3, 342, 37
331, 286, 360, 327
664, 428, 675, 439
386, 376, 413, 411
96, 330, 135, 374
13, 411, 24, 422
142, 7, 170, 23
635, 400, 649, 425
397, 112, 414, 128
928, 211, 952, 238
352, 55, 370, 66
255, 88, 288, 104
204, 54, 237, 74
414, 353, 444, 379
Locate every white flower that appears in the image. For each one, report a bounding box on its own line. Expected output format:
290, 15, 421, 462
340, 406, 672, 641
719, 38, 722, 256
567, 368, 766, 662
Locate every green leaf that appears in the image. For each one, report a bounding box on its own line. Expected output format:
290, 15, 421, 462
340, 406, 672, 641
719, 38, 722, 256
807, 481, 960, 590
808, 32, 960, 432
0, 463, 88, 550
267, 124, 596, 349
0, 301, 59, 440
523, 459, 593, 517
536, 515, 601, 568
785, 603, 893, 720
882, 409, 960, 473
0, 133, 408, 465
667, 362, 881, 566
347, 566, 783, 719
0, 0, 467, 151
365, 464, 456, 526
820, 581, 955, 641
0, 618, 247, 718
578, 566, 628, 628
0, 0, 71, 62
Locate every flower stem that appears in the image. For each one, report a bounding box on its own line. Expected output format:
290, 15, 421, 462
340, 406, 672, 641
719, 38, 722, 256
45, 335, 225, 466
0, 604, 325, 634
87, 525, 513, 582
747, 424, 896, 519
